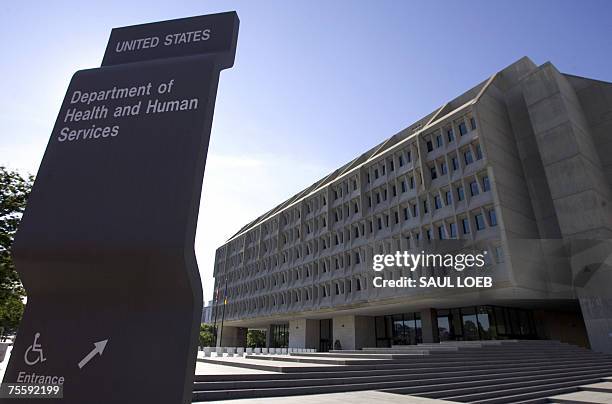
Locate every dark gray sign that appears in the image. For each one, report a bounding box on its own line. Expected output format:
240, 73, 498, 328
3, 12, 238, 404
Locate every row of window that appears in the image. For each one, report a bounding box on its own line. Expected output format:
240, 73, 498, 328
425, 117, 476, 153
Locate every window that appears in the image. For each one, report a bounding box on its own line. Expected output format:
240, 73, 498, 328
382, 164, 386, 175
440, 161, 448, 175
390, 160, 394, 172
434, 195, 442, 209
445, 190, 452, 206
475, 213, 486, 231
452, 156, 459, 171
495, 246, 504, 263
462, 218, 470, 234
354, 203, 359, 213
354, 227, 359, 238
394, 211, 399, 224
392, 185, 397, 197
377, 217, 382, 230
385, 215, 389, 226
412, 204, 418, 217
436, 134, 443, 148
409, 176, 415, 189
489, 209, 497, 226
458, 121, 468, 136
369, 221, 373, 232
426, 140, 433, 152
476, 144, 483, 160
464, 149, 474, 165
356, 278, 362, 291
470, 180, 480, 196
447, 128, 455, 142
449, 222, 457, 238
355, 252, 361, 264
482, 175, 491, 192
383, 189, 388, 200
430, 166, 437, 180
353, 180, 358, 190
367, 173, 370, 183
406, 151, 412, 162
438, 225, 445, 240
423, 199, 429, 213
456, 186, 465, 201
426, 228, 432, 240
470, 117, 477, 130
404, 207, 409, 220
399, 155, 404, 167
376, 193, 381, 204
401, 180, 407, 193
375, 169, 379, 179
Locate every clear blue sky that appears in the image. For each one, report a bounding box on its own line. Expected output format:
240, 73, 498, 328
1, 0, 611, 302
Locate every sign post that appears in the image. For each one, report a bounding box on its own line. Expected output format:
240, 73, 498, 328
2, 12, 239, 404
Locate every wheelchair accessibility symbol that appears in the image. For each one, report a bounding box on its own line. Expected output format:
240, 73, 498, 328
24, 332, 46, 366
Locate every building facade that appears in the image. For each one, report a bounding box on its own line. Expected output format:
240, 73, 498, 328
211, 57, 612, 353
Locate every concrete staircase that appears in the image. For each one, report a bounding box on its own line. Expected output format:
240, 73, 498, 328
192, 340, 612, 403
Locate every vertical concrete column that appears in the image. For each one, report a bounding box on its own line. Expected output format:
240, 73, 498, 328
420, 308, 437, 343
265, 324, 273, 348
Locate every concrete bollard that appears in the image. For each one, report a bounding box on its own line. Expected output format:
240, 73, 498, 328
269, 348, 276, 355
203, 347, 211, 357
216, 347, 224, 357
226, 347, 235, 357
237, 347, 244, 356
261, 348, 268, 354
281, 348, 287, 355
245, 348, 253, 355
254, 347, 261, 354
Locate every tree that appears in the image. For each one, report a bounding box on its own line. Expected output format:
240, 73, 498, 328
247, 329, 266, 348
0, 167, 33, 337
199, 323, 216, 347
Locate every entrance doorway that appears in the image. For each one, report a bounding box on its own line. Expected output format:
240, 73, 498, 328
319, 319, 332, 352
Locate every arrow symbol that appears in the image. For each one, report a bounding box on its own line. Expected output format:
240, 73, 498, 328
78, 339, 108, 369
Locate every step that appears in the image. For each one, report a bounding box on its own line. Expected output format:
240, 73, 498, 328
192, 369, 612, 401
549, 390, 612, 404
195, 358, 612, 380
194, 361, 612, 383
439, 376, 604, 403
468, 385, 583, 404
244, 355, 612, 368
289, 352, 428, 358
244, 354, 396, 365
411, 371, 612, 399
194, 365, 612, 392
581, 382, 612, 393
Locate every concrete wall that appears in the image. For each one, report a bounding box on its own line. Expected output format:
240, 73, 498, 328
534, 309, 590, 348
332, 315, 375, 350
522, 63, 612, 239
288, 319, 320, 349
217, 326, 247, 347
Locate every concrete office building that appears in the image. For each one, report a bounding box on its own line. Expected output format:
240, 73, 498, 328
211, 57, 612, 353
